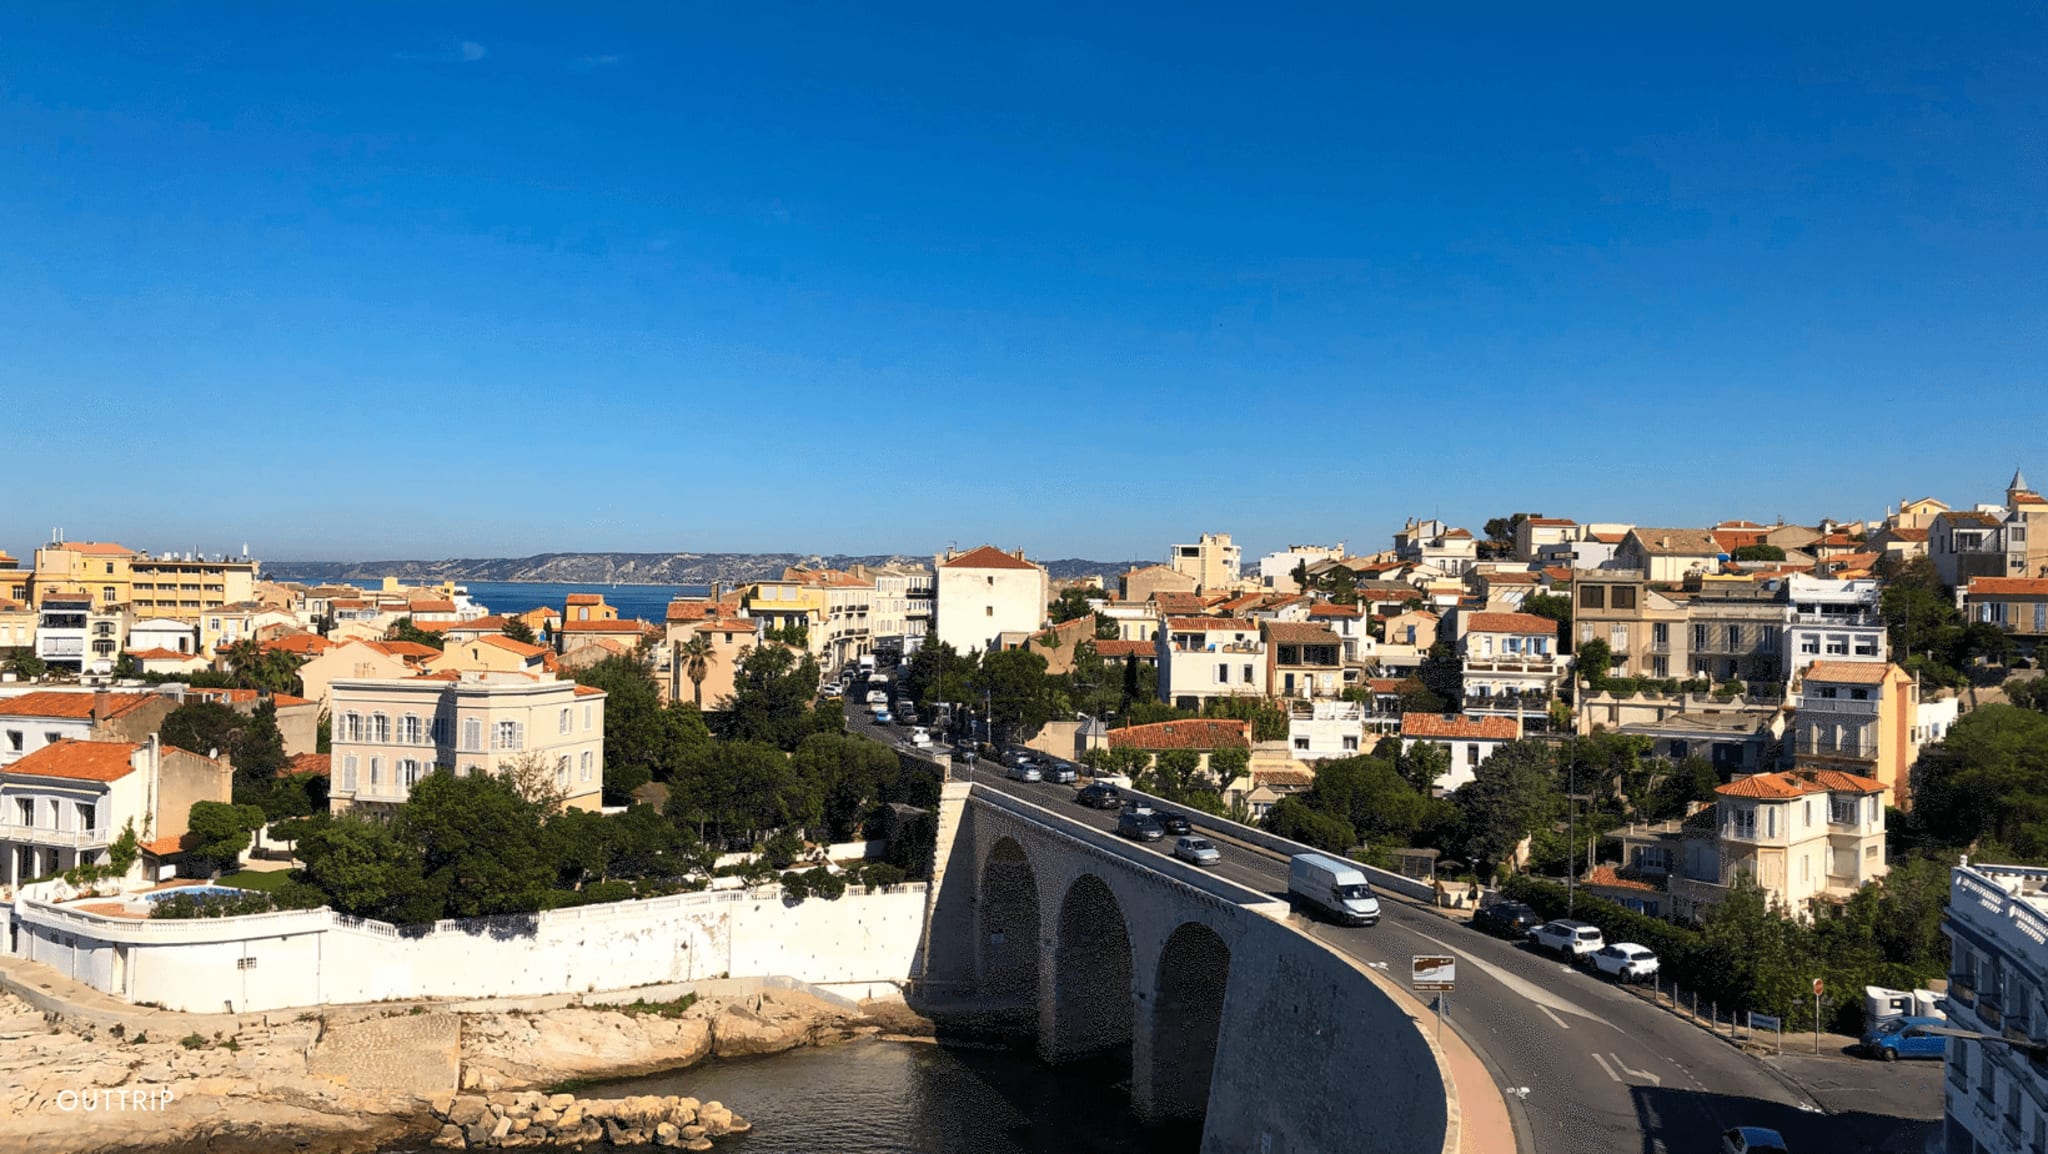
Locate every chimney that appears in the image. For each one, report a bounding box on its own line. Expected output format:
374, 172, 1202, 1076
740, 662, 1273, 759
92, 687, 111, 726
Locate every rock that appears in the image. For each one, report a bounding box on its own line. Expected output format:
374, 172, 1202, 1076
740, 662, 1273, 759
604, 1118, 629, 1144
583, 1099, 614, 1120
548, 1093, 574, 1110
462, 1067, 482, 1090
510, 1117, 529, 1133
466, 1120, 494, 1147
431, 1092, 458, 1118
709, 1002, 807, 1058
675, 1096, 701, 1115
655, 1121, 681, 1147
449, 1096, 491, 1126
727, 1113, 752, 1135
431, 1123, 466, 1149
680, 1124, 707, 1140
699, 1102, 732, 1137
666, 1102, 696, 1127
686, 1140, 713, 1152
534, 1107, 558, 1126
490, 1116, 513, 1142
558, 1104, 583, 1128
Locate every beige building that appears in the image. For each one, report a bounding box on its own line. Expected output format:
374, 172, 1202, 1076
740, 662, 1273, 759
29, 541, 259, 624
1668, 769, 1888, 921
1789, 661, 1917, 810
0, 599, 34, 652
785, 568, 876, 671
1119, 564, 1199, 604
295, 640, 432, 713
563, 593, 618, 623
328, 673, 606, 815
1168, 533, 1243, 593
0, 736, 232, 887
1613, 529, 1722, 585
665, 615, 757, 709
426, 634, 555, 678
1571, 570, 1690, 680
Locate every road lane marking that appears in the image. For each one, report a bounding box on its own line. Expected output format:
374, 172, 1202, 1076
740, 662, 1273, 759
1538, 1005, 1570, 1030
1591, 1052, 1622, 1083
1612, 1053, 1662, 1086
1405, 927, 1606, 1025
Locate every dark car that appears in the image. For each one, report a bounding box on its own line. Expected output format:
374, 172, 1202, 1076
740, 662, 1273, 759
1116, 810, 1165, 842
1157, 813, 1192, 836
1076, 783, 1123, 809
1471, 900, 1544, 938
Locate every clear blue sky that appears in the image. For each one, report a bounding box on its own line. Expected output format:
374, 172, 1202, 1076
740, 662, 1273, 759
5, 4, 2046, 563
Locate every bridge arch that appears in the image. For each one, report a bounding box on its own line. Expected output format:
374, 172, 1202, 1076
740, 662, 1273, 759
1046, 872, 1134, 1065
976, 836, 1040, 999
1146, 920, 1233, 1120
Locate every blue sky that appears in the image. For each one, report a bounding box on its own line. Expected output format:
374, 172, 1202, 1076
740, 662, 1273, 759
5, 4, 2046, 563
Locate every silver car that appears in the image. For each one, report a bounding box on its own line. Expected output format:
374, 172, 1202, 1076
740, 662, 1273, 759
1173, 836, 1221, 866
1006, 761, 1043, 783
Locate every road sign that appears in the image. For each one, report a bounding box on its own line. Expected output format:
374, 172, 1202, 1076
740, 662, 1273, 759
1412, 955, 1456, 991
1812, 978, 1825, 996
1750, 1013, 1782, 1032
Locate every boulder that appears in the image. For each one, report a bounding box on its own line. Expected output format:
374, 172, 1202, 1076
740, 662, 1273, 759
430, 1092, 457, 1118
709, 1003, 807, 1058
558, 1105, 584, 1128
604, 1118, 629, 1144
548, 1093, 575, 1110
655, 1121, 681, 1147
698, 1102, 732, 1137
465, 1120, 494, 1147
686, 1139, 714, 1152
680, 1124, 707, 1141
430, 1123, 466, 1149
490, 1116, 513, 1142
727, 1113, 752, 1135
449, 1096, 492, 1127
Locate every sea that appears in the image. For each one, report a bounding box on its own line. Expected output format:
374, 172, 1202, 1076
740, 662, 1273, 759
375, 1038, 1193, 1154
460, 581, 712, 624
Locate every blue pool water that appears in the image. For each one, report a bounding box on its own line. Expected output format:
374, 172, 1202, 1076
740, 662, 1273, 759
146, 885, 246, 901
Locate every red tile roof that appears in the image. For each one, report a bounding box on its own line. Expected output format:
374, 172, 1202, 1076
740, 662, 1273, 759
1165, 616, 1258, 633
1464, 612, 1557, 635
940, 545, 1039, 571
1106, 719, 1251, 751
1483, 571, 1538, 584
263, 633, 335, 656
572, 684, 607, 697
6, 740, 140, 782
1092, 640, 1156, 658
1967, 578, 2048, 597
667, 600, 716, 622
1803, 661, 1893, 686
65, 542, 136, 556
1717, 772, 1826, 799
1541, 567, 1575, 583
470, 635, 551, 658
364, 640, 441, 660
0, 691, 157, 721
126, 647, 198, 661
1882, 527, 1929, 542
1367, 678, 1405, 694
1525, 517, 1577, 527
283, 753, 331, 778
1261, 621, 1342, 645
1307, 603, 1361, 618
407, 599, 458, 613
565, 593, 607, 605
1584, 866, 1658, 892
1153, 592, 1208, 613
1806, 769, 1886, 793
141, 835, 192, 857
558, 619, 654, 633
186, 687, 313, 708
1402, 713, 1519, 740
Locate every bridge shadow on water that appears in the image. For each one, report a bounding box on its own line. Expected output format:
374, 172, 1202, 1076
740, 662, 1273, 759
1628, 1084, 1938, 1154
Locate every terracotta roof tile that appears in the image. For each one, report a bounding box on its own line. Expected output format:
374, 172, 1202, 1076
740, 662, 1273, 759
1307, 603, 1361, 618
1628, 528, 1721, 555
283, 753, 331, 778
1164, 616, 1258, 633
565, 593, 607, 605
1261, 621, 1342, 645
5, 740, 140, 781
1584, 866, 1658, 892
141, 835, 192, 857
1525, 517, 1577, 527
1802, 661, 1893, 685
1716, 772, 1826, 799
1967, 578, 2048, 597
1464, 612, 1557, 634
470, 635, 551, 658
1401, 713, 1519, 740
1806, 769, 1886, 793
0, 691, 156, 721
940, 545, 1040, 571
1093, 640, 1156, 658
1106, 719, 1251, 751
572, 684, 607, 697
125, 647, 198, 661
558, 619, 655, 633
262, 633, 335, 655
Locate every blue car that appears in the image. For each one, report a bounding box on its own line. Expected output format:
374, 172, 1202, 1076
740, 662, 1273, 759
874, 710, 892, 724
1861, 1015, 1947, 1061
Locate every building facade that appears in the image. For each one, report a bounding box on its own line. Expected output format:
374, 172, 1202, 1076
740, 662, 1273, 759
1963, 577, 2048, 661
1789, 660, 1917, 809
1156, 616, 1267, 709
1782, 574, 1887, 677
0, 737, 230, 888
1168, 533, 1243, 592
1943, 861, 2048, 1154
933, 546, 1048, 656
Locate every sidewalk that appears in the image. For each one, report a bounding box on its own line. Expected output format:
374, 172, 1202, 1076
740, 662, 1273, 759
1439, 1006, 1520, 1154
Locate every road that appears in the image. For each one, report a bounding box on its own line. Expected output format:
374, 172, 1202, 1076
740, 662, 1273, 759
840, 695, 1935, 1154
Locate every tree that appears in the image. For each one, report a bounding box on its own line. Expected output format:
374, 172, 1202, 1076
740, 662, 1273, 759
1263, 797, 1357, 852
1305, 754, 1430, 846
1207, 746, 1250, 784
1912, 704, 2048, 857
1575, 637, 1614, 692
573, 654, 673, 799
400, 771, 554, 918
1481, 514, 1527, 557
3, 648, 46, 679
161, 701, 250, 764
675, 634, 716, 707
184, 801, 267, 875
793, 732, 906, 841
386, 616, 445, 651
720, 645, 834, 750
972, 647, 1062, 738
1049, 587, 1096, 624
1417, 643, 1464, 707
1201, 696, 1290, 742
294, 814, 438, 923
1881, 556, 1963, 678
1394, 675, 1447, 715
1732, 544, 1786, 563
1397, 739, 1450, 795
1521, 592, 1573, 653
1453, 740, 1561, 875
221, 638, 305, 695
237, 700, 289, 782
502, 616, 538, 645
2009, 677, 2048, 714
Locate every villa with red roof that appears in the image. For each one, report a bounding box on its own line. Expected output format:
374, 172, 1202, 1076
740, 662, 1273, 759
0, 737, 232, 887
933, 545, 1048, 655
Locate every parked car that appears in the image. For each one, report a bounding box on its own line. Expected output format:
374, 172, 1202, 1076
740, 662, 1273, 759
1860, 1016, 1948, 1061
1157, 813, 1192, 836
1590, 943, 1660, 982
909, 727, 933, 748
1471, 901, 1543, 938
1006, 760, 1043, 783
895, 711, 917, 726
865, 690, 888, 705
1076, 783, 1123, 809
820, 683, 843, 699
1116, 810, 1165, 842
1528, 919, 1605, 960
1043, 761, 1079, 784
1173, 836, 1221, 866
1720, 1127, 1788, 1154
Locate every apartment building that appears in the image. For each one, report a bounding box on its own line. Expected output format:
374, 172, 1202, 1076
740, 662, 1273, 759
1399, 713, 1520, 793
1782, 574, 1887, 676
1454, 610, 1566, 725
0, 736, 231, 888
933, 546, 1049, 656
1262, 621, 1345, 700
29, 540, 259, 624
1511, 517, 1580, 562
34, 595, 127, 675
1393, 519, 1478, 575
327, 673, 606, 815
1665, 769, 1888, 922
425, 634, 554, 678
1789, 661, 1917, 809
1256, 544, 1346, 593
1613, 528, 1722, 585
0, 555, 28, 604
1156, 616, 1267, 709
0, 598, 32, 652
1963, 577, 2048, 661
563, 593, 618, 623
1680, 580, 1789, 685
785, 568, 875, 670
1571, 570, 1690, 679
1168, 533, 1242, 593
1942, 861, 2048, 1154
664, 610, 756, 708
1120, 564, 1199, 604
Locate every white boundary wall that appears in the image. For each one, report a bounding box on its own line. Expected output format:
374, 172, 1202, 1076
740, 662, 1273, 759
2, 885, 926, 1014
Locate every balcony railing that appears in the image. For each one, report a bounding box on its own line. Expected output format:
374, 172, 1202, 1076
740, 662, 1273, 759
0, 821, 110, 850
1790, 610, 1880, 626
1797, 696, 1880, 715
1462, 657, 1560, 674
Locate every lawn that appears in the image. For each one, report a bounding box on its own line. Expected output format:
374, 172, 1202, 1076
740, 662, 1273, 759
217, 869, 295, 893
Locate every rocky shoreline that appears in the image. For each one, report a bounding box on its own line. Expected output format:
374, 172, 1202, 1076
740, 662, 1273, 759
0, 987, 930, 1154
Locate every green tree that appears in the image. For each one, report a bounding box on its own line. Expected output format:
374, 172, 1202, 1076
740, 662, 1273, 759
236, 700, 289, 782
675, 634, 716, 707
1049, 587, 1096, 624
1731, 543, 1786, 562
3, 648, 47, 679
184, 801, 267, 875
294, 814, 438, 923
386, 616, 445, 651
1306, 754, 1429, 846
220, 638, 306, 694
1417, 642, 1464, 707
719, 645, 834, 750
1913, 704, 2048, 856
972, 647, 1062, 738
161, 701, 250, 763
1263, 796, 1358, 852
1575, 637, 1614, 692
1397, 739, 1450, 795
2009, 677, 2048, 714
1201, 696, 1290, 742
399, 771, 553, 918
1207, 746, 1250, 784
502, 616, 538, 645
573, 654, 672, 799
1453, 740, 1560, 875
1394, 675, 1447, 715
1521, 591, 1573, 653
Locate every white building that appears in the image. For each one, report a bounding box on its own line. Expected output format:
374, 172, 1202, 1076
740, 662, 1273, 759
1287, 700, 1372, 761
1257, 544, 1346, 593
1394, 520, 1480, 576
0, 691, 169, 768
1942, 861, 2048, 1154
127, 618, 199, 655
1156, 616, 1267, 709
36, 594, 123, 675
1, 736, 231, 888
1399, 713, 1520, 793
933, 546, 1048, 656
1455, 610, 1566, 725
328, 672, 606, 814
1781, 574, 1887, 677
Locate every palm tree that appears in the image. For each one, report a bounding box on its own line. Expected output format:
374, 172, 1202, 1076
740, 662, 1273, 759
677, 634, 715, 707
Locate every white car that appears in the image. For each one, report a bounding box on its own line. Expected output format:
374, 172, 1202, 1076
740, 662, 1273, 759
865, 690, 887, 705
1590, 942, 1660, 982
1172, 836, 1221, 867
1528, 919, 1605, 960
909, 727, 932, 747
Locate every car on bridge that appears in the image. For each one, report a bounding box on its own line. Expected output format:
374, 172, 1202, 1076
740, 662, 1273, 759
1590, 942, 1660, 982
865, 690, 888, 704
1859, 1015, 1948, 1061
874, 709, 892, 724
1156, 812, 1191, 836
1116, 809, 1165, 842
1172, 836, 1221, 866
1043, 760, 1079, 784
1006, 760, 1043, 783
1075, 783, 1123, 809
1528, 919, 1605, 960
909, 727, 933, 748
1471, 900, 1543, 938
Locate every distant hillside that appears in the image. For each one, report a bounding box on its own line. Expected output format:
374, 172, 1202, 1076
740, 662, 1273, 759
263, 552, 1149, 586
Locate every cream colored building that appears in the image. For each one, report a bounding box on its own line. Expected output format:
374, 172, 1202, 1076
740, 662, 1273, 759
29, 541, 258, 624
1671, 769, 1888, 921
425, 634, 555, 678
1614, 528, 1723, 585
934, 546, 1049, 655
0, 736, 231, 888
295, 640, 431, 713
1167, 533, 1242, 593
1571, 570, 1691, 680
328, 673, 606, 814
665, 617, 757, 708
785, 568, 876, 671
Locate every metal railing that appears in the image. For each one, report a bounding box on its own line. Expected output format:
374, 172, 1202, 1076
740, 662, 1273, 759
0, 821, 109, 849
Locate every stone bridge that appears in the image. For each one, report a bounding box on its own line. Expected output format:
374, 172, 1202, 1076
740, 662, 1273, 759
908, 773, 1459, 1154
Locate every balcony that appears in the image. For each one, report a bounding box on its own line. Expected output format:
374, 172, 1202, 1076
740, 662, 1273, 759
0, 821, 110, 850
1791, 610, 1880, 626
1463, 657, 1559, 675
1796, 695, 1880, 715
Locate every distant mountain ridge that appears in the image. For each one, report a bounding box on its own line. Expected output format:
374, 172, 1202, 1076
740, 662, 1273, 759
263, 552, 1151, 585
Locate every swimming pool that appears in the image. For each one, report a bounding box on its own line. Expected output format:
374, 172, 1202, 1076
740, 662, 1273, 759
145, 885, 246, 901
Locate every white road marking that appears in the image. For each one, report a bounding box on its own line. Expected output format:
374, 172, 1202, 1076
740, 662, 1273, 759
1591, 1052, 1622, 1083
1406, 927, 1606, 1025
1538, 1005, 1571, 1030
1612, 1053, 1663, 1086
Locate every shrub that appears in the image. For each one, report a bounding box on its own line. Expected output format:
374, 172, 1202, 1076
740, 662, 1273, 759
780, 870, 812, 901
179, 1033, 207, 1050
804, 866, 846, 900
859, 863, 907, 889
764, 829, 804, 870
151, 890, 281, 920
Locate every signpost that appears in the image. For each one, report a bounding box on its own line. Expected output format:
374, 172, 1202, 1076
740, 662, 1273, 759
1413, 955, 1456, 1042
1812, 978, 1825, 1054
1749, 1012, 1783, 1054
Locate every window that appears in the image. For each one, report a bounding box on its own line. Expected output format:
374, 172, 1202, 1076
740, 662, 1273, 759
494, 720, 522, 751
369, 757, 382, 788
342, 713, 362, 742
1652, 623, 1668, 647
1651, 656, 1669, 678
1766, 806, 1777, 838
1800, 634, 1820, 654
1341, 736, 1359, 751
1693, 624, 1709, 650
557, 756, 570, 788
580, 751, 593, 781
4, 730, 18, 752
1726, 625, 1741, 649
1610, 586, 1637, 610
1730, 806, 1756, 839
1466, 743, 1480, 766
1825, 634, 1849, 655
15, 799, 33, 826
1817, 686, 1838, 699
341, 756, 358, 792
1293, 736, 1310, 751
1244, 664, 1255, 683
583, 704, 594, 730
403, 759, 422, 788
401, 714, 423, 744
1850, 688, 1869, 701
985, 606, 993, 617
559, 708, 572, 735
2037, 603, 2047, 633
462, 718, 482, 752
371, 713, 390, 743
1832, 847, 1857, 878
75, 803, 94, 832
1582, 586, 1606, 609
1216, 663, 1230, 684
1804, 800, 1813, 828
1610, 625, 1627, 651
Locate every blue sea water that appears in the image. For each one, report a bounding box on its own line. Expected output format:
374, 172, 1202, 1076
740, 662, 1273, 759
459, 581, 712, 624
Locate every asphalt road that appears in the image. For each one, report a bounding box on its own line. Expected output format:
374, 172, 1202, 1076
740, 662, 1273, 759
839, 696, 1934, 1154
